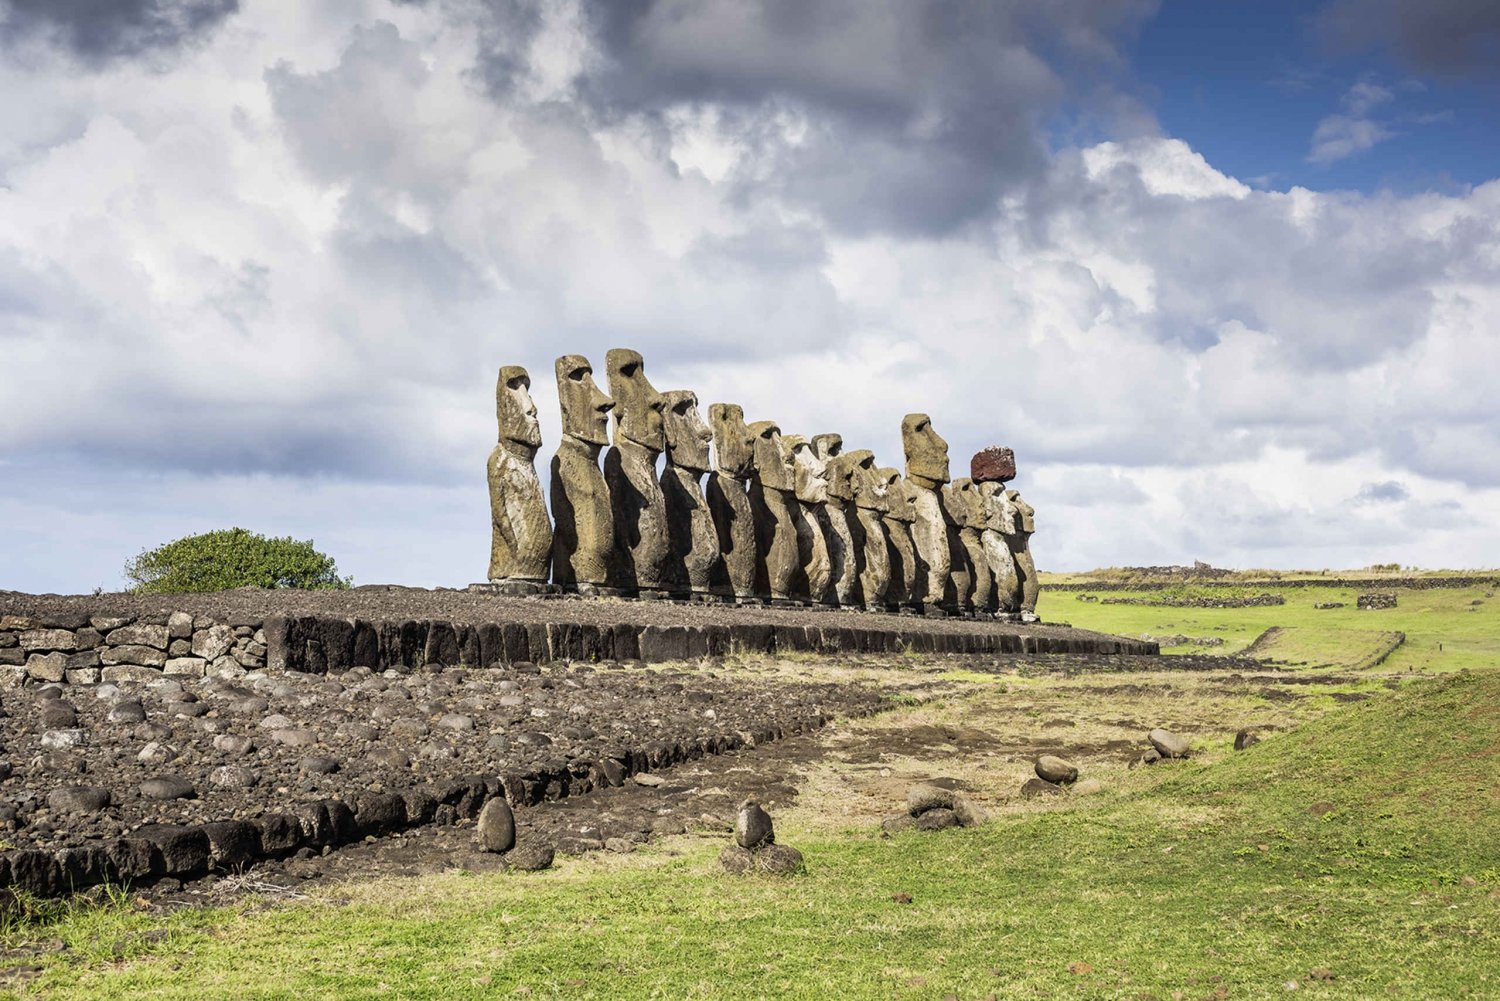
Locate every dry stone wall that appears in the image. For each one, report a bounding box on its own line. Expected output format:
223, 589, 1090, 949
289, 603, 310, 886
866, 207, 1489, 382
1, 613, 266, 688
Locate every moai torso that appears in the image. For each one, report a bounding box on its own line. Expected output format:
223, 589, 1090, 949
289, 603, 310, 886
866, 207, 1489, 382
1006, 489, 1039, 618
748, 420, 798, 601
815, 433, 860, 606
785, 435, 832, 603
550, 355, 615, 591
902, 413, 952, 612
978, 481, 1021, 614
706, 404, 757, 599
487, 365, 553, 584
850, 450, 890, 610
941, 483, 974, 612
659, 389, 721, 597
878, 467, 918, 609
603, 348, 669, 594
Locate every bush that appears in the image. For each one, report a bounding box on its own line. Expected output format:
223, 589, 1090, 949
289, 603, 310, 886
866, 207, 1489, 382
124, 528, 352, 593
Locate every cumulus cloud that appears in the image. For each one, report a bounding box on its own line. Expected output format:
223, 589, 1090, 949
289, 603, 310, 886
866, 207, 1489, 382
0, 0, 238, 62
0, 0, 1498, 590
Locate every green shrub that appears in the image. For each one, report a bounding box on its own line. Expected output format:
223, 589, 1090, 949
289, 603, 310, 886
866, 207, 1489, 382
123, 528, 351, 593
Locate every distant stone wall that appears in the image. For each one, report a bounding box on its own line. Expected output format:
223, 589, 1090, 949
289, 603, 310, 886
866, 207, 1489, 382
1357, 593, 1399, 610
1096, 593, 1285, 609
0, 613, 266, 687
1047, 575, 1496, 593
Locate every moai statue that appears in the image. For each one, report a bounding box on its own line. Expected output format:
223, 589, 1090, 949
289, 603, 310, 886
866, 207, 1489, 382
748, 420, 799, 603
877, 467, 918, 610
784, 435, 833, 604
550, 355, 616, 593
941, 482, 974, 614
706, 404, 758, 600
1007, 488, 1040, 622
603, 348, 669, 596
660, 389, 721, 599
902, 413, 952, 614
486, 366, 553, 590
978, 481, 1022, 618
814, 433, 860, 607
848, 450, 891, 611
950, 478, 994, 614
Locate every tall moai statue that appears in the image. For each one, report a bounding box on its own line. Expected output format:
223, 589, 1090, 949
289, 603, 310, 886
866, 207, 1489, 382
813, 433, 860, 607
950, 478, 994, 614
849, 450, 891, 611
706, 403, 758, 601
603, 348, 669, 596
940, 482, 974, 614
902, 413, 952, 614
486, 365, 553, 590
877, 467, 918, 610
1006, 488, 1040, 622
659, 389, 722, 599
550, 355, 616, 593
748, 420, 798, 603
978, 481, 1022, 619
784, 435, 833, 604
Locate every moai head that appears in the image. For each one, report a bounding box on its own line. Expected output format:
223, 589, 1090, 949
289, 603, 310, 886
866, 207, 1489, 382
661, 389, 713, 474
555, 354, 614, 447
825, 452, 859, 504
949, 477, 985, 529
971, 445, 1017, 484
978, 480, 1017, 533
811, 433, 843, 463
878, 467, 915, 522
749, 420, 793, 492
902, 413, 950, 488
605, 348, 666, 451
847, 450, 887, 512
496, 365, 542, 451
709, 403, 756, 479
782, 435, 829, 505
1007, 489, 1036, 534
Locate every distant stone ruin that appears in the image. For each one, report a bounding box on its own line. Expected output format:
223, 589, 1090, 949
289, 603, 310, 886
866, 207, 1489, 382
485, 350, 1043, 620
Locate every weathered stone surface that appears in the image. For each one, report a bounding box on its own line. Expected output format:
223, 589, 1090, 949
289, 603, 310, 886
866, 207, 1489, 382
970, 445, 1017, 484
707, 404, 759, 599
1148, 728, 1190, 759
735, 799, 775, 849
952, 796, 988, 827
200, 820, 261, 870
719, 842, 755, 874
1035, 755, 1079, 784
784, 435, 833, 603
749, 421, 798, 601
163, 656, 207, 677
19, 628, 77, 652
1020, 777, 1064, 798
102, 664, 161, 682
660, 389, 721, 596
915, 807, 959, 831
167, 611, 194, 639
950, 479, 993, 613
100, 645, 167, 668
605, 348, 670, 592
477, 797, 517, 853
48, 785, 111, 813
191, 624, 236, 660
140, 776, 196, 800
978, 482, 1021, 614
878, 468, 918, 608
816, 434, 860, 606
907, 782, 955, 816
506, 841, 554, 871
849, 450, 891, 609
1234, 729, 1261, 751
488, 365, 553, 584
902, 414, 953, 609
1005, 489, 1039, 618
551, 354, 616, 591
0, 616, 41, 630
106, 624, 169, 650
26, 652, 68, 682
754, 842, 804, 874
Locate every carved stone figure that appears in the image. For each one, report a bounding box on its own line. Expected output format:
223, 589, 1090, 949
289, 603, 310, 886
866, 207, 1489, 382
1007, 488, 1040, 621
814, 434, 859, 607
940, 483, 973, 613
978, 481, 1021, 617
660, 389, 721, 598
706, 403, 758, 600
603, 348, 669, 595
748, 420, 798, 602
486, 366, 552, 587
878, 467, 918, 610
784, 434, 832, 604
849, 450, 890, 611
902, 413, 952, 613
550, 355, 615, 592
950, 478, 994, 614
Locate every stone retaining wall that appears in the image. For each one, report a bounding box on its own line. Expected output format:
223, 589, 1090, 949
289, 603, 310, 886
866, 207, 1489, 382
1, 613, 266, 687
1047, 575, 1496, 592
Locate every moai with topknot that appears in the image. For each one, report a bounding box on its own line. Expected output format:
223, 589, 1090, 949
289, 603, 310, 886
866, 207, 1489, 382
660, 389, 722, 599
706, 404, 758, 601
901, 413, 953, 614
814, 433, 860, 607
550, 355, 616, 594
877, 467, 918, 611
748, 420, 799, 603
603, 348, 669, 596
783, 434, 833, 604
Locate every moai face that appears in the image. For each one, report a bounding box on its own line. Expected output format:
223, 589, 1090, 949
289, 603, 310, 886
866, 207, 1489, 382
556, 354, 614, 446
902, 413, 950, 487
878, 467, 915, 522
783, 436, 829, 505
1007, 489, 1036, 534
950, 477, 986, 529
811, 433, 843, 463
749, 420, 793, 491
496, 365, 542, 450
847, 450, 887, 512
825, 452, 859, 503
710, 403, 756, 478
606, 348, 666, 451
661, 390, 713, 474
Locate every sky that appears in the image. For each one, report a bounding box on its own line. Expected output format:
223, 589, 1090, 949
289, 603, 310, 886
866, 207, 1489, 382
1, 0, 1498, 593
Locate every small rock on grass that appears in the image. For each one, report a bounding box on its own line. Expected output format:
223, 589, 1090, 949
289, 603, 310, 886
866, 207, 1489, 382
951, 796, 988, 827
477, 798, 516, 853
906, 782, 955, 816
505, 842, 554, 871
754, 843, 803, 875
1234, 729, 1261, 750
1148, 728, 1190, 759
1072, 778, 1104, 796
915, 808, 958, 831
1020, 777, 1064, 798
719, 844, 754, 874
735, 800, 774, 849
1034, 755, 1078, 784
881, 814, 918, 835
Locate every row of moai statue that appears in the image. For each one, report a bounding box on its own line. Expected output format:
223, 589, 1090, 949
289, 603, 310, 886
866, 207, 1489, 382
485, 350, 1039, 620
